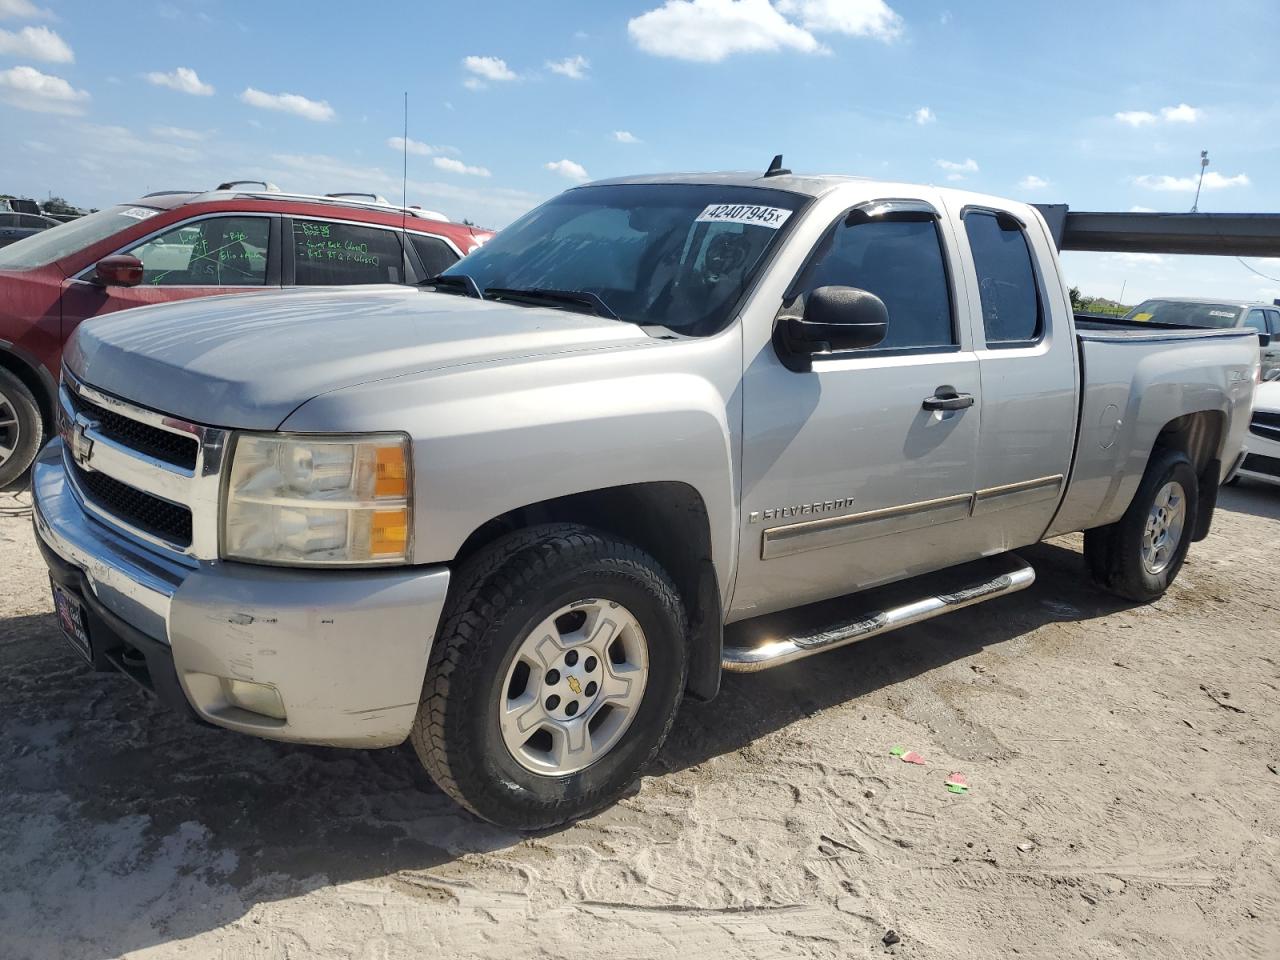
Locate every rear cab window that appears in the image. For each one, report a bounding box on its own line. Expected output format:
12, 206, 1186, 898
1124, 300, 1244, 328
963, 209, 1042, 346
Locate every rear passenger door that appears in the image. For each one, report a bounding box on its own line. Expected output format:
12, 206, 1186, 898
286, 218, 419, 287
949, 203, 1078, 552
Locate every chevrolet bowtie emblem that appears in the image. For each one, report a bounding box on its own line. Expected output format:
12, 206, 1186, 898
69, 414, 97, 469
567, 676, 583, 695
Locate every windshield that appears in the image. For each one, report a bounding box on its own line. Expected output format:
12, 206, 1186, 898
0, 204, 160, 271
1124, 299, 1244, 328
442, 183, 808, 336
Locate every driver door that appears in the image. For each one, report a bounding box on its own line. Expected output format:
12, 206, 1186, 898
61, 214, 279, 339
731, 197, 984, 619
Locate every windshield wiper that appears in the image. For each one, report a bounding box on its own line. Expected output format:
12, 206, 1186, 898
422, 273, 483, 299
483, 287, 620, 321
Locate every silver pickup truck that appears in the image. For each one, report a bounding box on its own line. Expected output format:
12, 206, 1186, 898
31, 171, 1258, 828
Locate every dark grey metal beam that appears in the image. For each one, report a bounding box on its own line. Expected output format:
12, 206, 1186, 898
1033, 204, 1280, 257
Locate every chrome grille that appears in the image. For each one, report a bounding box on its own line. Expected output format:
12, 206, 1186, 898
59, 371, 229, 561
66, 389, 199, 470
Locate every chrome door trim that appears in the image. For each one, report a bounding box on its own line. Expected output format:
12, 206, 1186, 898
971, 474, 1064, 517
761, 492, 974, 560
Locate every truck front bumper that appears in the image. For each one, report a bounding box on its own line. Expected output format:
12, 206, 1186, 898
31, 441, 451, 748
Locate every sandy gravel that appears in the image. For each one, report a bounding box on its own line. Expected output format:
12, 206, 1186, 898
1, 480, 1278, 960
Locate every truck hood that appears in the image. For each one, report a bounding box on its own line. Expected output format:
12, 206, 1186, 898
65, 285, 652, 429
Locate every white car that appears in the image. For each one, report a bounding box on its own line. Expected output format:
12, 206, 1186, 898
1231, 381, 1280, 486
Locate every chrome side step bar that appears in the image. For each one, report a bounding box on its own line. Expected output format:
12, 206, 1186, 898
721, 553, 1035, 673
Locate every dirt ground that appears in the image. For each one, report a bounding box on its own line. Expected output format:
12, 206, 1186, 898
1, 480, 1278, 960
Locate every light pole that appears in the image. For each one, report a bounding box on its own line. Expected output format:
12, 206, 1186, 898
1191, 150, 1209, 213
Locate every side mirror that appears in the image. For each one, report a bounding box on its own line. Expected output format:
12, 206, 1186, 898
94, 254, 144, 287
1258, 331, 1272, 348
774, 286, 887, 371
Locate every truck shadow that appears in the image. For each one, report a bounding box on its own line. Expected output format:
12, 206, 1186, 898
1218, 479, 1280, 520
1, 537, 1132, 958
661, 538, 1132, 773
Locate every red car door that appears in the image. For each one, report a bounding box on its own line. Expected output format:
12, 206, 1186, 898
61, 214, 281, 339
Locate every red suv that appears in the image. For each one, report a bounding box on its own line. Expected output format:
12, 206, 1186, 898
0, 183, 491, 486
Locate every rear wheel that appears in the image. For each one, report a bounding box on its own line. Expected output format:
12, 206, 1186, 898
410, 524, 688, 829
0, 366, 42, 489
1084, 447, 1198, 602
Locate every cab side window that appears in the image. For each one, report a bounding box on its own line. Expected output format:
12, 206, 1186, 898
293, 220, 407, 286
1267, 310, 1280, 336
793, 213, 955, 350
1244, 309, 1268, 335
127, 216, 270, 286
964, 211, 1042, 345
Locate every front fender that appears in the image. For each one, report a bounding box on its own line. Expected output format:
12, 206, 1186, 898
282, 339, 742, 603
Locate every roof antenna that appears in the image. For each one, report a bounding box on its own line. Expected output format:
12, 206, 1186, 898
400, 91, 409, 278
763, 154, 790, 178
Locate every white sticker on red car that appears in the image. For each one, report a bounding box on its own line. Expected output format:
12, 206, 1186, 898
118, 207, 158, 221
695, 203, 793, 229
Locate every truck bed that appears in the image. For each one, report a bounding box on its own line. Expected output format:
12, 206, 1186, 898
1044, 318, 1258, 538
1074, 314, 1259, 343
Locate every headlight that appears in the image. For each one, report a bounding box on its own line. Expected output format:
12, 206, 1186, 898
222, 433, 411, 566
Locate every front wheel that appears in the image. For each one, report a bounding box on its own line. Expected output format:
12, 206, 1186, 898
410, 525, 688, 829
0, 366, 42, 489
1084, 447, 1198, 602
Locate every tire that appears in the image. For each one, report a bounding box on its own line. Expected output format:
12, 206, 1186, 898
410, 524, 688, 829
1083, 447, 1198, 602
0, 366, 43, 489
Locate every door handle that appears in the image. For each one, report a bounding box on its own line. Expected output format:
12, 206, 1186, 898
923, 386, 975, 411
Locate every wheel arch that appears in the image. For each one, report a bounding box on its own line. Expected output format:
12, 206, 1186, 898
1150, 408, 1226, 541
0, 341, 56, 428
451, 481, 725, 701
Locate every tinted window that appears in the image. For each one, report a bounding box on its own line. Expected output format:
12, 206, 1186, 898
1244, 310, 1268, 335
1267, 310, 1280, 336
1124, 300, 1242, 328
411, 234, 458, 277
964, 212, 1041, 344
794, 215, 954, 350
0, 205, 161, 270
127, 216, 269, 286
443, 183, 806, 337
293, 220, 407, 286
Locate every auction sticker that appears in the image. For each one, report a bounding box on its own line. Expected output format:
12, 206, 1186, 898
695, 203, 792, 229
118, 207, 158, 220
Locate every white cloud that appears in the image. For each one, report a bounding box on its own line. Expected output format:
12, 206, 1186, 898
388, 135, 440, 157
0, 25, 71, 61
774, 0, 901, 40
1160, 102, 1201, 123
1134, 171, 1250, 192
546, 158, 589, 181
433, 156, 491, 177
911, 105, 934, 125
0, 65, 87, 113
239, 87, 334, 121
1114, 110, 1157, 127
268, 151, 542, 227
1018, 174, 1049, 190
151, 124, 210, 141
1109, 252, 1167, 266
146, 66, 213, 96
613, 130, 641, 143
628, 0, 823, 62
80, 122, 202, 163
0, 0, 53, 18
462, 55, 518, 89
1116, 103, 1202, 127
547, 54, 589, 79
936, 157, 978, 180
1129, 205, 1155, 212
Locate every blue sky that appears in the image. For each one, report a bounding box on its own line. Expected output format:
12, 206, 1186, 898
2, 0, 1279, 303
